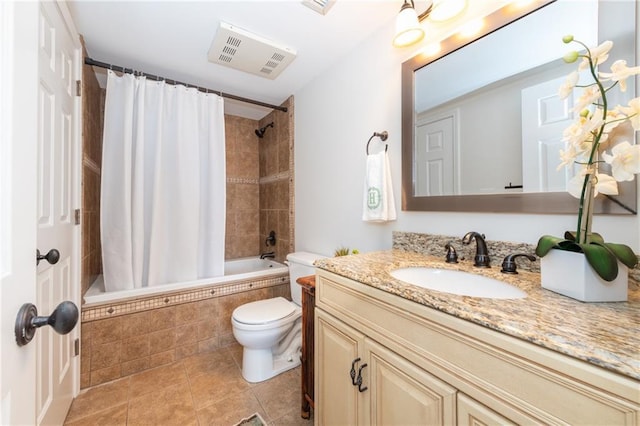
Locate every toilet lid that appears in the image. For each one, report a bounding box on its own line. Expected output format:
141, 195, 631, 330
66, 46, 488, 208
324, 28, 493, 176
233, 297, 297, 325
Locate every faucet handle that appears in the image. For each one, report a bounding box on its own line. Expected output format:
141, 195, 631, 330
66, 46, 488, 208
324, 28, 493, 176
500, 253, 536, 274
444, 243, 458, 263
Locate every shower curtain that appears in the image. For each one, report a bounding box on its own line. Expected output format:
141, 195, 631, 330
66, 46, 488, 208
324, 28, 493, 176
101, 70, 226, 292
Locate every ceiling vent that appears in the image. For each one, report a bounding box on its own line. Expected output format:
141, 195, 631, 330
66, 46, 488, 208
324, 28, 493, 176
207, 22, 297, 80
302, 0, 336, 15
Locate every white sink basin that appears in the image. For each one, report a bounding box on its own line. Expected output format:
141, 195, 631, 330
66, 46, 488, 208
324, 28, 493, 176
390, 267, 526, 299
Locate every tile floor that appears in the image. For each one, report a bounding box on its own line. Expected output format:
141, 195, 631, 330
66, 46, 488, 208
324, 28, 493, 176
64, 344, 313, 425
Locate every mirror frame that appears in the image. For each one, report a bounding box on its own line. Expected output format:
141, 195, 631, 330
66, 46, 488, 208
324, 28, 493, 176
401, 0, 637, 214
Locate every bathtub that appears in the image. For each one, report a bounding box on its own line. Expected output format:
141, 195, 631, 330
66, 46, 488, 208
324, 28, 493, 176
83, 257, 289, 307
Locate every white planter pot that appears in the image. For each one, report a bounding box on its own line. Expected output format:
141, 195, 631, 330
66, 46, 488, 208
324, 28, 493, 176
540, 249, 628, 302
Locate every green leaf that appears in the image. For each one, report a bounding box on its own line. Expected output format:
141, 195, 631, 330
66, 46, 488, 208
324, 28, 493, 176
535, 235, 565, 257
604, 243, 639, 269
587, 233, 605, 244
580, 243, 619, 282
557, 240, 582, 252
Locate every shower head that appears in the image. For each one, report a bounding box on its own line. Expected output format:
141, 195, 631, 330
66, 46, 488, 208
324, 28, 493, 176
255, 122, 274, 138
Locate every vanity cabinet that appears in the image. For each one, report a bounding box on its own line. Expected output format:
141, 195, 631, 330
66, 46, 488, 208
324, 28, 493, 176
314, 269, 639, 425
316, 310, 456, 425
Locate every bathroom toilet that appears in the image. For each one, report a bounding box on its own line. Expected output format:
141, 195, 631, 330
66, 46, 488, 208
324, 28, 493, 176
231, 251, 325, 383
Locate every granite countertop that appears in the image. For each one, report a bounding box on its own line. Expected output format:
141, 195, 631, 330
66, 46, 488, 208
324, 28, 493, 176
314, 250, 640, 380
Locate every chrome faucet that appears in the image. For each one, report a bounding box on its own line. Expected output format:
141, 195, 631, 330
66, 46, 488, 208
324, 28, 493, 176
461, 231, 490, 268
260, 251, 275, 260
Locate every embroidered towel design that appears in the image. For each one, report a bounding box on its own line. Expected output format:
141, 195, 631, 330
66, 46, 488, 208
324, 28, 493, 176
363, 151, 396, 222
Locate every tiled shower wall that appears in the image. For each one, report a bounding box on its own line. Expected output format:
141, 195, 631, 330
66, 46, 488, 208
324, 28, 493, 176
259, 97, 295, 263
80, 40, 104, 296
224, 115, 261, 258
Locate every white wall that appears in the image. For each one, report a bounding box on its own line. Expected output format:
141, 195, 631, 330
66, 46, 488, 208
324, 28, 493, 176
294, 3, 640, 258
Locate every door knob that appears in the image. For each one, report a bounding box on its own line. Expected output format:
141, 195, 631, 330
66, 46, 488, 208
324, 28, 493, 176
15, 301, 78, 346
36, 248, 60, 265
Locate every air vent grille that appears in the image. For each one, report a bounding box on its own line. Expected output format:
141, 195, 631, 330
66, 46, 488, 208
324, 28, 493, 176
207, 22, 297, 80
302, 0, 336, 15
227, 36, 242, 47
222, 46, 237, 56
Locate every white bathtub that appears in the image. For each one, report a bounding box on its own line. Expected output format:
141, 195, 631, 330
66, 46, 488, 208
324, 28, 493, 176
83, 257, 288, 306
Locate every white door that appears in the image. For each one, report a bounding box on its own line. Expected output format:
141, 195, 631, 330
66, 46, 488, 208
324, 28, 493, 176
521, 75, 580, 192
36, 2, 81, 424
0, 2, 81, 425
414, 110, 457, 196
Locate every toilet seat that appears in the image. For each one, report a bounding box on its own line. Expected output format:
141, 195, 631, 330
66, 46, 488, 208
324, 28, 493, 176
232, 297, 298, 325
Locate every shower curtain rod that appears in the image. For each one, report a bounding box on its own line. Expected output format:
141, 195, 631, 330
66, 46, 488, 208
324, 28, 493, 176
84, 57, 288, 113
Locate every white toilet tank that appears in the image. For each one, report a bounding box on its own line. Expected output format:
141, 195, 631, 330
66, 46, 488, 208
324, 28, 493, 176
286, 252, 325, 306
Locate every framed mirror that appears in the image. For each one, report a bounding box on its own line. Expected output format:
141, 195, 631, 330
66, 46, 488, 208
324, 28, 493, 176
401, 0, 637, 214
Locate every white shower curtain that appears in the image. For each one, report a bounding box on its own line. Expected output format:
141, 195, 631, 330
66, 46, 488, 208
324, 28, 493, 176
101, 70, 226, 292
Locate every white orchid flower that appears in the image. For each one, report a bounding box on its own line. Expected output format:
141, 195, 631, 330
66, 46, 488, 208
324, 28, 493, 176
594, 173, 620, 195
562, 118, 592, 154
563, 111, 604, 153
571, 85, 600, 113
559, 71, 579, 100
567, 170, 618, 199
597, 108, 627, 145
602, 141, 640, 181
619, 97, 640, 131
599, 60, 640, 92
557, 144, 578, 170
578, 40, 613, 71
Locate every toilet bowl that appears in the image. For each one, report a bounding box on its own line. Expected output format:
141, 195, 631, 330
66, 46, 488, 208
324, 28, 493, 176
231, 251, 325, 383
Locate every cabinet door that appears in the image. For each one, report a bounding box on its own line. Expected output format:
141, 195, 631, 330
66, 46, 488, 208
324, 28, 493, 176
457, 393, 517, 426
315, 309, 367, 426
365, 339, 457, 426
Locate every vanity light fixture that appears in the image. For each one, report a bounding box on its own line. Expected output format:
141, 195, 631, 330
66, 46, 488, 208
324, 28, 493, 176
393, 0, 469, 48
393, 0, 429, 48
429, 0, 468, 22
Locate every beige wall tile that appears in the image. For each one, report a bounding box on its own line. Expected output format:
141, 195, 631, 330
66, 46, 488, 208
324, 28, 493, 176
91, 341, 121, 370
149, 350, 176, 368
90, 364, 121, 387
196, 319, 218, 341
175, 302, 199, 325
149, 306, 176, 331
121, 336, 150, 362
197, 298, 218, 319
121, 310, 153, 338
149, 329, 176, 355
121, 357, 150, 377
175, 324, 198, 346
91, 317, 122, 346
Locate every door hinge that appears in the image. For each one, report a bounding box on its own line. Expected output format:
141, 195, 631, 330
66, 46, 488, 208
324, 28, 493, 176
74, 338, 80, 357
74, 208, 81, 225
75, 80, 81, 97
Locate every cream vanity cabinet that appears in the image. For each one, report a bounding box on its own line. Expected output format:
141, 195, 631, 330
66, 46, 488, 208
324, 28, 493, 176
314, 269, 639, 425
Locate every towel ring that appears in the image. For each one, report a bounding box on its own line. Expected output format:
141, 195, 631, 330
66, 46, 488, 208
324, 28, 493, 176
366, 131, 389, 155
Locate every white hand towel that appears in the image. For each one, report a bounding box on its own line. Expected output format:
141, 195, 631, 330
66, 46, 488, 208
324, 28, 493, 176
362, 151, 397, 222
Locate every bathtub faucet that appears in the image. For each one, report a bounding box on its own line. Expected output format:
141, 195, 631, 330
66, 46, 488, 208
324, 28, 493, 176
260, 251, 275, 260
